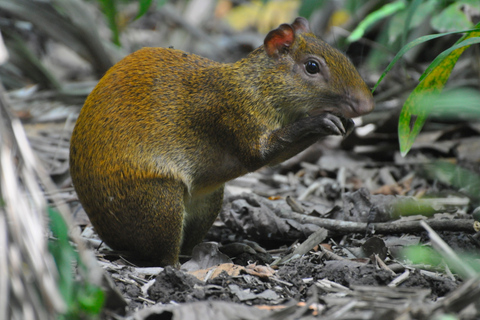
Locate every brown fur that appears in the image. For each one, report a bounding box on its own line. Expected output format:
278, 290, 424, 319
70, 17, 374, 266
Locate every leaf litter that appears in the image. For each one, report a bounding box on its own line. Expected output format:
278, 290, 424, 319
65, 123, 479, 319
11, 87, 478, 318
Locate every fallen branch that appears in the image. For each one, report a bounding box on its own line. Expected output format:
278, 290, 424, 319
275, 210, 476, 234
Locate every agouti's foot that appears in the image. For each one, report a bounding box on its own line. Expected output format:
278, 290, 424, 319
312, 113, 354, 137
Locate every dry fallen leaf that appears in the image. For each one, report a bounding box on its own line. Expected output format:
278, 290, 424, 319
189, 263, 245, 281
245, 263, 275, 280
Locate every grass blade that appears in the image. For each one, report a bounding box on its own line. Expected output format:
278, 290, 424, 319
372, 28, 478, 92
348, 0, 407, 43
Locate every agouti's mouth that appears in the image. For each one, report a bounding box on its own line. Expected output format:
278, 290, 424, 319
307, 108, 343, 118
306, 109, 322, 117
307, 100, 372, 119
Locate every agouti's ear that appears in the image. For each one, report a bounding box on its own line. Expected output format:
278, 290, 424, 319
264, 23, 295, 58
291, 17, 311, 34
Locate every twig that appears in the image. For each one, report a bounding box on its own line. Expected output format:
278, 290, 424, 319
420, 220, 477, 279
317, 244, 346, 261
375, 254, 396, 276
276, 210, 476, 234
271, 227, 328, 266
388, 269, 410, 287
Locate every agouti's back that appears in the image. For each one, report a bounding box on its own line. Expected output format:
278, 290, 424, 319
70, 17, 374, 266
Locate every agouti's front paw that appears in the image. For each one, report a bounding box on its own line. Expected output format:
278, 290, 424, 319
312, 113, 354, 137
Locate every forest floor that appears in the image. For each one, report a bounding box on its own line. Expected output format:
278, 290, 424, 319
19, 96, 479, 319
83, 132, 480, 319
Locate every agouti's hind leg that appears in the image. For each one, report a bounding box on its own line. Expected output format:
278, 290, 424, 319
181, 187, 225, 255
116, 178, 187, 266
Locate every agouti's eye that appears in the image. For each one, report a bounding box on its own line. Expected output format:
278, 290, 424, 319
305, 60, 320, 74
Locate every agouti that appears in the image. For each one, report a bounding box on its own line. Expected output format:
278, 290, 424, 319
70, 17, 374, 266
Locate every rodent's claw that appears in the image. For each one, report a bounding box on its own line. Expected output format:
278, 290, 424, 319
312, 114, 355, 137
343, 118, 355, 137
328, 115, 346, 136
317, 113, 346, 136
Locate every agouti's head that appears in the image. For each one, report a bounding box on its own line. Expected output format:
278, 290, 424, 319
245, 17, 374, 122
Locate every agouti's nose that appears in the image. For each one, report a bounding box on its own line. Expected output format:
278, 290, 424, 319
346, 87, 375, 118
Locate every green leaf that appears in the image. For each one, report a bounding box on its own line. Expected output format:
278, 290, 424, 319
431, 1, 476, 32
372, 28, 479, 92
78, 284, 105, 314
420, 36, 480, 81
135, 0, 154, 20
98, 0, 120, 46
403, 245, 442, 266
403, 244, 480, 277
48, 207, 70, 243
399, 26, 480, 156
48, 208, 105, 318
429, 88, 480, 119
48, 208, 77, 306
422, 161, 480, 203
348, 0, 406, 43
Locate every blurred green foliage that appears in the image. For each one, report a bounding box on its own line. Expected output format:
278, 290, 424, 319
97, 0, 160, 46
349, 0, 480, 55
48, 208, 105, 319
422, 161, 480, 204
403, 245, 480, 277
354, 0, 480, 156
397, 26, 480, 155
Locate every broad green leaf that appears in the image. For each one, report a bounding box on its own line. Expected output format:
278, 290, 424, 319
348, 0, 406, 43
399, 26, 480, 156
431, 1, 477, 32
421, 36, 480, 80
372, 28, 479, 92
429, 88, 480, 119
422, 161, 480, 203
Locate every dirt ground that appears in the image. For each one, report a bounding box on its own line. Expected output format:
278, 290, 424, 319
73, 135, 479, 319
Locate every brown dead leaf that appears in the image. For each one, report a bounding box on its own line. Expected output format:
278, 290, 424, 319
245, 263, 275, 280
189, 263, 245, 282
319, 243, 332, 251
374, 184, 405, 195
